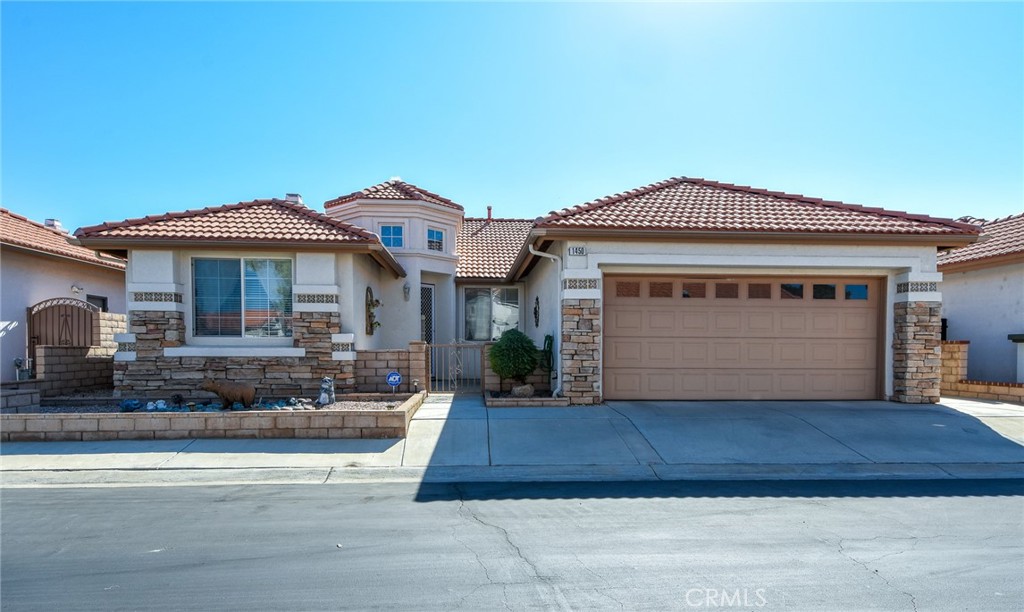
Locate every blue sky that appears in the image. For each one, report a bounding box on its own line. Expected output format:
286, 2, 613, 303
2, 2, 1021, 233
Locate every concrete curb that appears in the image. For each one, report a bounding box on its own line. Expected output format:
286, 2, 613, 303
2, 462, 1021, 488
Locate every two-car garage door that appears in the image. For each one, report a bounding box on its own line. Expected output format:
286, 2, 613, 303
603, 276, 882, 400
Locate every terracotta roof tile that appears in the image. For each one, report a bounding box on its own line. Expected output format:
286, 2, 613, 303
75, 199, 379, 245
325, 179, 464, 211
538, 177, 979, 236
1, 208, 125, 270
938, 213, 1024, 268
457, 218, 534, 279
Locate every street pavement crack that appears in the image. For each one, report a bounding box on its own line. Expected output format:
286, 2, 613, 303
835, 536, 921, 611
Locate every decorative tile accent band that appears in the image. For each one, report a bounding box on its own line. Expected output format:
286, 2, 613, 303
564, 278, 599, 290
896, 281, 938, 293
296, 293, 338, 304
331, 342, 353, 352
117, 342, 137, 352
132, 292, 183, 303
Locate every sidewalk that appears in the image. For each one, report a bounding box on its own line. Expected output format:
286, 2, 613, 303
2, 394, 1022, 487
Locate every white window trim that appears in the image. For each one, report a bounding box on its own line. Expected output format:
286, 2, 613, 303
460, 284, 524, 343
185, 253, 296, 347
379, 222, 406, 249
427, 227, 445, 252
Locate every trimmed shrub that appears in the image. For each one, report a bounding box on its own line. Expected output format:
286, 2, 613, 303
489, 329, 539, 383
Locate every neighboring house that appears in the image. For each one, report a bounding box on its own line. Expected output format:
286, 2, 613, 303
0, 208, 126, 387
938, 213, 1024, 383
76, 176, 979, 405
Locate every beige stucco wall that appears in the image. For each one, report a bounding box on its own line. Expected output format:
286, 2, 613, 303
0, 248, 125, 382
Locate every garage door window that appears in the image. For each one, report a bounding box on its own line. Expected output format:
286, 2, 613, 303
682, 282, 706, 298
748, 283, 771, 299
813, 284, 837, 300
781, 283, 804, 299
649, 282, 673, 298
715, 283, 739, 298
845, 284, 869, 300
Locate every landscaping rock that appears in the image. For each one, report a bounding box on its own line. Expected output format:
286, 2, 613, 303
511, 384, 535, 398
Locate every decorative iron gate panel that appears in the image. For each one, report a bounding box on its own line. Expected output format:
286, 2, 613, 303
26, 298, 100, 367
427, 343, 483, 394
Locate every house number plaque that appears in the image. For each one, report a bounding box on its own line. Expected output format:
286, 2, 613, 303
567, 246, 587, 256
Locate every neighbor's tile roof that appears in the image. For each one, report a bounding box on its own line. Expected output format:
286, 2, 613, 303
1, 208, 125, 270
457, 218, 534, 279
75, 199, 379, 244
938, 213, 1024, 268
325, 179, 465, 211
537, 177, 979, 236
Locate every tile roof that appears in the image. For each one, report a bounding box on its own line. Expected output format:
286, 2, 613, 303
325, 179, 465, 211
457, 218, 534, 279
537, 177, 979, 236
75, 199, 379, 244
938, 212, 1024, 269
1, 208, 125, 270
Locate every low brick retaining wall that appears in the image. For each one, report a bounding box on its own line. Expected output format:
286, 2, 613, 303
485, 397, 570, 408
1, 392, 426, 442
941, 341, 1024, 404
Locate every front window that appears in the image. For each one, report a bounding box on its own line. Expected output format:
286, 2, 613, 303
465, 287, 519, 341
427, 228, 444, 252
380, 225, 404, 248
193, 258, 293, 338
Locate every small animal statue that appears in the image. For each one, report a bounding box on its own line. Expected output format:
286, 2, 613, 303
316, 377, 336, 407
200, 378, 256, 408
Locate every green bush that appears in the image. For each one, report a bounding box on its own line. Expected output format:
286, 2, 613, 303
489, 329, 539, 383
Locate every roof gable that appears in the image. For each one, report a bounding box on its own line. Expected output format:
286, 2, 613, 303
1, 208, 125, 270
456, 218, 534, 280
938, 212, 1024, 269
75, 199, 379, 245
538, 177, 979, 236
325, 179, 464, 211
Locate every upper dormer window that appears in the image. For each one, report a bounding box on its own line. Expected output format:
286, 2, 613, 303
380, 225, 404, 248
427, 228, 444, 252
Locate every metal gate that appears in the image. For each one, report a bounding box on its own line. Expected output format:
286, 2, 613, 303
427, 343, 483, 394
26, 297, 100, 360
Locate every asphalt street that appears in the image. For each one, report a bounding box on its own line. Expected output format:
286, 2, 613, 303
2, 479, 1022, 611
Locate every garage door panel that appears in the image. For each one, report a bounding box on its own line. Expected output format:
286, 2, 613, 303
604, 276, 881, 400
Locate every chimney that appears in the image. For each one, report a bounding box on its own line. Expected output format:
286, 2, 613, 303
285, 193, 303, 206
44, 219, 67, 233
487, 205, 492, 221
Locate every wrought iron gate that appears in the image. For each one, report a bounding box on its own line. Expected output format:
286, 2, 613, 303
427, 343, 483, 393
26, 298, 100, 365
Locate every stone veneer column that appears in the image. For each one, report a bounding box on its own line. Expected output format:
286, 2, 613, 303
892, 301, 942, 403
561, 298, 602, 405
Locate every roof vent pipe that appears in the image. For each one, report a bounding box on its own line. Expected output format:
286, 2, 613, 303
487, 205, 492, 221
285, 193, 303, 206
44, 219, 66, 233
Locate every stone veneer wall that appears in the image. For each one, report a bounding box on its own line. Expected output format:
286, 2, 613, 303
891, 301, 942, 403
482, 342, 553, 394
561, 298, 601, 405
115, 310, 354, 401
353, 342, 427, 393
34, 312, 126, 397
941, 341, 1024, 404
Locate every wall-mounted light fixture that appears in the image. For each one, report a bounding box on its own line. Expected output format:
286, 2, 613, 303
70, 284, 84, 294
403, 282, 411, 301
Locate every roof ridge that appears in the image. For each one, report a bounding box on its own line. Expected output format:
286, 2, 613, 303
538, 176, 688, 224
324, 179, 465, 211
981, 211, 1024, 226
682, 177, 979, 233
464, 217, 534, 223
0, 207, 76, 238
75, 198, 378, 242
